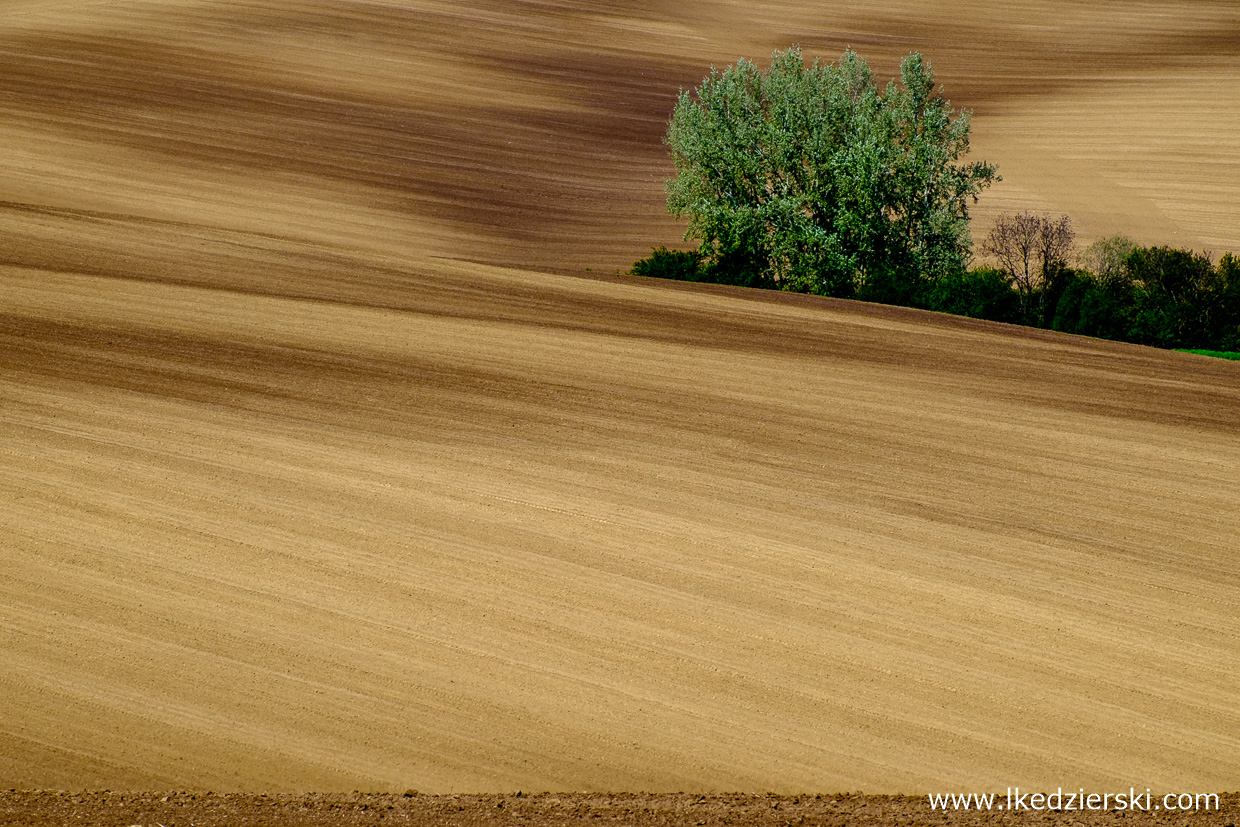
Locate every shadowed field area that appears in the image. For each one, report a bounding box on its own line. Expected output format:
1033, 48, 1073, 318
1, 0, 1238, 799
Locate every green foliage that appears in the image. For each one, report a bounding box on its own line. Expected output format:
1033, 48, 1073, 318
629, 246, 780, 288
1126, 246, 1237, 349
1050, 271, 1136, 341
1178, 350, 1240, 360
702, 249, 778, 289
1211, 253, 1240, 351
1046, 245, 1240, 350
630, 247, 706, 282
664, 47, 997, 296
1036, 261, 1078, 328
918, 267, 1023, 323
853, 264, 926, 308
627, 236, 1240, 352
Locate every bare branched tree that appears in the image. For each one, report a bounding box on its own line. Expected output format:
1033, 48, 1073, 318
983, 212, 1074, 318
983, 213, 1041, 306
1037, 214, 1075, 276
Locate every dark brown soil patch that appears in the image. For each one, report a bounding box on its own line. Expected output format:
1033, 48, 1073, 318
2, 792, 1236, 827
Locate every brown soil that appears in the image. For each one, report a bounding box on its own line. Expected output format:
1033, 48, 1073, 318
3, 792, 1237, 827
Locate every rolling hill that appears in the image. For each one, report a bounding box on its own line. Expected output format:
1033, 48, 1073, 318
1, 0, 1238, 793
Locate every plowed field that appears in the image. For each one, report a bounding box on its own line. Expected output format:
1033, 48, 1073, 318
2, 0, 1238, 806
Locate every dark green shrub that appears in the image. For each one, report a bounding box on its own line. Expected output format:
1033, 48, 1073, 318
920, 268, 1022, 324
703, 247, 779, 290
1126, 246, 1223, 348
630, 247, 706, 282
853, 263, 924, 307
630, 239, 1240, 353
1127, 246, 1213, 304
1051, 272, 1135, 341
1036, 262, 1077, 328
1209, 253, 1240, 350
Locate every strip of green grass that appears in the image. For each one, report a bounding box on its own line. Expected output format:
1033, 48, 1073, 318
1178, 349, 1240, 360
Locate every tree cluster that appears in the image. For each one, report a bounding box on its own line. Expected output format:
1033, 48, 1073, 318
635, 231, 1240, 353
1052, 244, 1240, 351
981, 219, 1240, 349
635, 48, 1240, 355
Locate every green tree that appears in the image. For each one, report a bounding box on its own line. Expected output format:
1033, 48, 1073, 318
664, 47, 998, 297
921, 267, 1023, 323
1215, 253, 1240, 350
1080, 235, 1137, 285
1051, 271, 1136, 341
1126, 246, 1216, 347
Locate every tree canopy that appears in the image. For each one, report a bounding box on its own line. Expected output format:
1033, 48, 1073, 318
665, 47, 998, 297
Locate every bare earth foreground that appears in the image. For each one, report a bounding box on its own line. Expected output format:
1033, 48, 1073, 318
3, 792, 1239, 827
2, 0, 1240, 821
